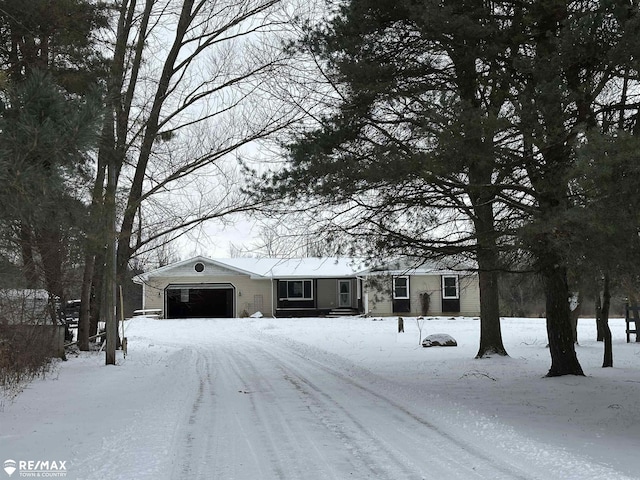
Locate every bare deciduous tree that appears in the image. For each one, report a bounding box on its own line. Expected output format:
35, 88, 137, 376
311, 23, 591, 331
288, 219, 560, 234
78, 0, 305, 355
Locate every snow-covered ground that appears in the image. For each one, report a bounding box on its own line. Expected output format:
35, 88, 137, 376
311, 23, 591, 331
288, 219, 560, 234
1, 316, 639, 479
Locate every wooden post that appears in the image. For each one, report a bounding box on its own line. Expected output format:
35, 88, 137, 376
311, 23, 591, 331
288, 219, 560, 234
398, 316, 404, 333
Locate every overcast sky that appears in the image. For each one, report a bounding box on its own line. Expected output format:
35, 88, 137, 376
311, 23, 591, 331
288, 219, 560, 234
174, 216, 259, 259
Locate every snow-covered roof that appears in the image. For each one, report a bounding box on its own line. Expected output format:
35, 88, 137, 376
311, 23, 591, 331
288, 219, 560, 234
134, 256, 367, 282
215, 257, 366, 279
365, 258, 476, 276
133, 256, 477, 284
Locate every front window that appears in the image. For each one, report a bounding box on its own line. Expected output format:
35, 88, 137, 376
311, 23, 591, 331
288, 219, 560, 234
442, 275, 459, 299
279, 280, 313, 300
393, 276, 409, 299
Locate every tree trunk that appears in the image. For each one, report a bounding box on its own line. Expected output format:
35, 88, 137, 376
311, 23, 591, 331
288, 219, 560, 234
594, 293, 604, 342
542, 262, 584, 376
105, 160, 118, 365
601, 273, 613, 368
470, 168, 508, 358
89, 250, 105, 339
78, 105, 109, 350
35, 225, 65, 300
35, 225, 66, 325
19, 223, 39, 288
568, 290, 582, 345
475, 248, 507, 358
77, 253, 94, 350
83, 0, 137, 349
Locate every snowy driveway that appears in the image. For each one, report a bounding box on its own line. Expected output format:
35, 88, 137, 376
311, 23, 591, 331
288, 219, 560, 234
170, 339, 530, 480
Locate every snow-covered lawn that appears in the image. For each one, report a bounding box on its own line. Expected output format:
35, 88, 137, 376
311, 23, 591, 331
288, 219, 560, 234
1, 316, 639, 479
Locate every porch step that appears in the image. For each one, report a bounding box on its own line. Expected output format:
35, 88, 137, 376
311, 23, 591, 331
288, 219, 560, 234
327, 308, 360, 317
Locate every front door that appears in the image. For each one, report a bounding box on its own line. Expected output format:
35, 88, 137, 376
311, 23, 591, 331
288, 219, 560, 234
338, 280, 351, 307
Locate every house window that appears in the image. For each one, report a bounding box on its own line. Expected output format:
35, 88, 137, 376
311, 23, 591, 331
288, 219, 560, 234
393, 276, 410, 299
278, 280, 313, 300
194, 262, 205, 272
442, 275, 459, 299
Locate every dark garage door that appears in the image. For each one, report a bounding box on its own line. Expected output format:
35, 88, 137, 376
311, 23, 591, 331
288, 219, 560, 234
165, 284, 235, 318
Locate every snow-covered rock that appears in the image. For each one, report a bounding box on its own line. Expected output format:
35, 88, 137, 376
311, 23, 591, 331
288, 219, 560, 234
422, 333, 457, 347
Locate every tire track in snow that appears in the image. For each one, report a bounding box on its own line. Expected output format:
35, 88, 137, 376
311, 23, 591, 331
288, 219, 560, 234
280, 371, 419, 480
172, 349, 216, 479
170, 336, 535, 480
225, 346, 339, 479
172, 344, 351, 479
255, 338, 536, 480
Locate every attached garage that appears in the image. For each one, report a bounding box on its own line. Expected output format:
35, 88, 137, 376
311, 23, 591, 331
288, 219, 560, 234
134, 256, 365, 319
165, 283, 235, 318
